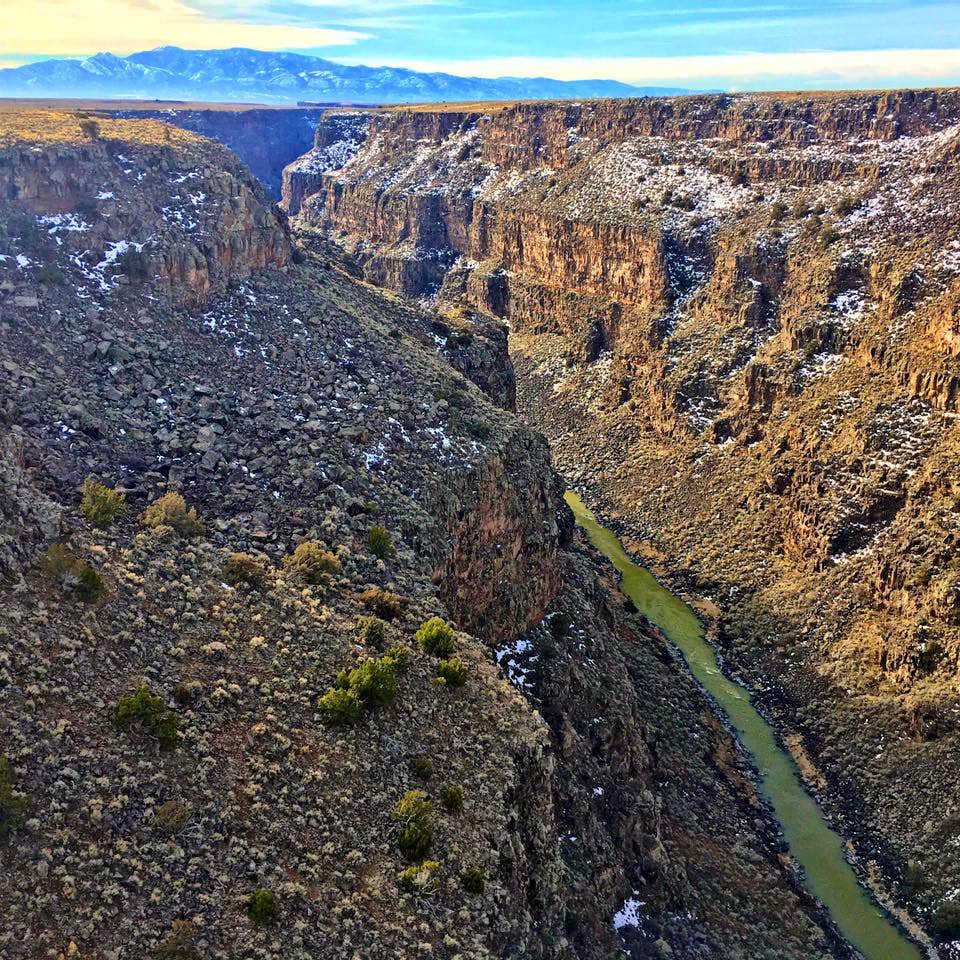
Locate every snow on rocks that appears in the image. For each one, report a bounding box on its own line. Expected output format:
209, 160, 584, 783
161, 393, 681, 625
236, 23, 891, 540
613, 894, 647, 930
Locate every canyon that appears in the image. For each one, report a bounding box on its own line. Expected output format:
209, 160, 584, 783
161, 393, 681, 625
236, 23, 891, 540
281, 89, 960, 954
0, 108, 846, 960
2, 86, 959, 959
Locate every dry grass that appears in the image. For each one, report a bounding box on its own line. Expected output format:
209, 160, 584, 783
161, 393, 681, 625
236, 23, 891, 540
0, 109, 202, 148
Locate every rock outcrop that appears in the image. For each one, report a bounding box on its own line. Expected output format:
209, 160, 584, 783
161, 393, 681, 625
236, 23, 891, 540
0, 112, 289, 305
114, 105, 326, 198
281, 111, 370, 216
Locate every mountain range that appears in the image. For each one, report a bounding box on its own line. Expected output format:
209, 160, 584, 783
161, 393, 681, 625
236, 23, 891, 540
0, 46, 686, 104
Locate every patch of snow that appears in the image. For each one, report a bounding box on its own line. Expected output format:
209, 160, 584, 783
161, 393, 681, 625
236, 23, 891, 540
613, 896, 646, 930
37, 213, 90, 234
496, 635, 538, 694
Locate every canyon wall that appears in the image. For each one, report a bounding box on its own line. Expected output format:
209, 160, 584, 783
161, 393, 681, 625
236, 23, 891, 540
0, 118, 289, 305
283, 90, 960, 944
114, 105, 325, 197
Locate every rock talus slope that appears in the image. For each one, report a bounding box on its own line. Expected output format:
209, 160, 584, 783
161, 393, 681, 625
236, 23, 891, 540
284, 89, 960, 948
0, 110, 837, 959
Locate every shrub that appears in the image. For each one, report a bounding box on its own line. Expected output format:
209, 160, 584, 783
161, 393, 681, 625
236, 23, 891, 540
79, 118, 101, 141
836, 194, 860, 216
397, 820, 433, 861
75, 198, 100, 224
440, 784, 464, 813
5, 212, 47, 258
398, 860, 440, 894
449, 329, 474, 347
367, 525, 394, 560
42, 544, 105, 602
393, 789, 432, 822
247, 888, 280, 925
435, 658, 468, 687
383, 643, 411, 673
172, 681, 201, 706
548, 611, 571, 642
900, 860, 927, 894
393, 790, 434, 861
141, 492, 204, 536
76, 564, 106, 602
283, 540, 340, 584
0, 756, 26, 839
36, 262, 66, 285
461, 866, 486, 894
223, 552, 267, 588
119, 247, 149, 282
416, 617, 456, 657
411, 757, 434, 780
155, 799, 191, 833
42, 543, 76, 581
347, 657, 398, 706
465, 419, 491, 441
359, 587, 408, 621
155, 920, 204, 960
819, 227, 840, 248
80, 476, 126, 528
115, 684, 179, 750
932, 900, 960, 940
317, 687, 363, 725
356, 615, 387, 647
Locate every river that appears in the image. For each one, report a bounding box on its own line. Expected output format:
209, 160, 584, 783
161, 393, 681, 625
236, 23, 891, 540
565, 490, 923, 960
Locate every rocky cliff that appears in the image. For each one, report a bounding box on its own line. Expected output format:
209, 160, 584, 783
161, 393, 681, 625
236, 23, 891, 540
284, 89, 960, 947
0, 112, 289, 305
0, 109, 837, 960
113, 105, 325, 198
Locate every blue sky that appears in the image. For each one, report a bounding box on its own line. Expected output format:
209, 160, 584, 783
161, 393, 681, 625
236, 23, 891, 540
6, 0, 960, 90
292, 0, 960, 60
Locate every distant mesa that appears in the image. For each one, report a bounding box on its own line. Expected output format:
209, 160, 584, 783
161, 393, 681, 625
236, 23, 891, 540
0, 45, 691, 105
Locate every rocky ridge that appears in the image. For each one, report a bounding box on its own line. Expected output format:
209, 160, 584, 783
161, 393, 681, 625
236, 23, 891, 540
283, 89, 960, 948
0, 110, 837, 959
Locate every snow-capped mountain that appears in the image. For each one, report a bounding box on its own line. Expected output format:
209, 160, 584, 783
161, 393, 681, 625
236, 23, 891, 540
0, 46, 687, 104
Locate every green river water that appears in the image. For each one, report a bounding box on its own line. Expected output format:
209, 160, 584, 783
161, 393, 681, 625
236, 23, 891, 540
565, 490, 923, 960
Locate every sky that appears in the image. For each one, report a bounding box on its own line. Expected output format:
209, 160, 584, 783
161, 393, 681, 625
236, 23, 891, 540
4, 0, 960, 90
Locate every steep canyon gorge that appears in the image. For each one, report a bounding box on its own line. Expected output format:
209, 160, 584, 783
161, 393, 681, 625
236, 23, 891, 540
281, 90, 960, 955
0, 108, 847, 960
0, 89, 958, 960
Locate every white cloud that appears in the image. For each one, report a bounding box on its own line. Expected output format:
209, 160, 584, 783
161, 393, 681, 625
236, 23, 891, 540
3, 0, 367, 58
332, 48, 960, 89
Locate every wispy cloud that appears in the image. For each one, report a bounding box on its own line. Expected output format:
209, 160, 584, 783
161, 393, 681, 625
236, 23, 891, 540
3, 0, 368, 58
333, 47, 960, 89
